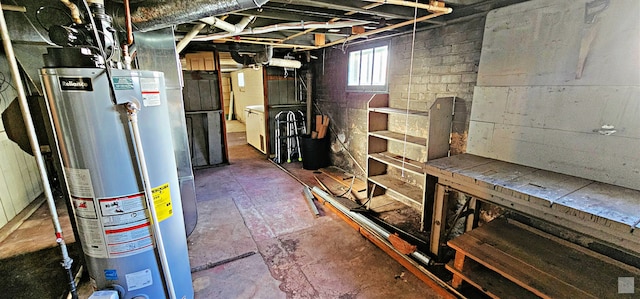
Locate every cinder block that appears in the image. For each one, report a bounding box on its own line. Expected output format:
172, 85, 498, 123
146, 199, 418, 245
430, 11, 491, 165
440, 75, 462, 84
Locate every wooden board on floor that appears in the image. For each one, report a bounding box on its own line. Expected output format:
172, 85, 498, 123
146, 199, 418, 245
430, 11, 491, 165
319, 167, 368, 201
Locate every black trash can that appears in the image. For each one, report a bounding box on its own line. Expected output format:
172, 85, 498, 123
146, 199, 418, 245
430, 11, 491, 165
300, 135, 330, 170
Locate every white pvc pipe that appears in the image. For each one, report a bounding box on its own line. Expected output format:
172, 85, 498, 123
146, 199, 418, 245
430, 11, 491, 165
0, 2, 77, 296
176, 23, 206, 53
201, 15, 255, 34
125, 102, 176, 299
194, 20, 368, 41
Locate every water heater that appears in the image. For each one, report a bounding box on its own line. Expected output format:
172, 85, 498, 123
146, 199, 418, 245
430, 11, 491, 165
41, 64, 194, 298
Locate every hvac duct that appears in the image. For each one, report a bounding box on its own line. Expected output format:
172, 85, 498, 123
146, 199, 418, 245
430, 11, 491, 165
131, 0, 268, 31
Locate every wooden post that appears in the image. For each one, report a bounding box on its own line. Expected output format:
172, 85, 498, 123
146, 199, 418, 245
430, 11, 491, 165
430, 183, 448, 256
465, 197, 476, 232
451, 251, 466, 288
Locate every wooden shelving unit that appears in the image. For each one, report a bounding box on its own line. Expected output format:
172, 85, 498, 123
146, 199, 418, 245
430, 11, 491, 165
366, 94, 453, 229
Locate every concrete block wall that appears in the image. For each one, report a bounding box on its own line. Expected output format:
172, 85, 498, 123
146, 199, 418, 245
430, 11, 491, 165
315, 17, 485, 176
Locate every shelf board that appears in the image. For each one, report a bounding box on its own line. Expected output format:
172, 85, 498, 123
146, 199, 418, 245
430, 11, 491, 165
369, 130, 426, 147
446, 260, 538, 299
369, 107, 429, 116
369, 152, 425, 175
368, 174, 423, 211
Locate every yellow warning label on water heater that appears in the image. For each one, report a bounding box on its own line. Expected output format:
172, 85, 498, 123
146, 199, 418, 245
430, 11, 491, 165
152, 183, 173, 222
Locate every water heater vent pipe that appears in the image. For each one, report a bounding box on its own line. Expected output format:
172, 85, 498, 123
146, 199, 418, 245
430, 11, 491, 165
125, 101, 177, 299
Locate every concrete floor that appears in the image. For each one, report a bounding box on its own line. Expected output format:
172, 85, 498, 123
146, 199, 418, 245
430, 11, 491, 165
0, 131, 441, 299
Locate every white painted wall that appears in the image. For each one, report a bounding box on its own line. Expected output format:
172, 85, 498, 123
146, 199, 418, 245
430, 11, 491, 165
0, 56, 44, 228
230, 67, 265, 123
468, 0, 640, 190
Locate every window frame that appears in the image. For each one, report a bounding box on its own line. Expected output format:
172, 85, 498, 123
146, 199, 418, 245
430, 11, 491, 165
345, 42, 390, 93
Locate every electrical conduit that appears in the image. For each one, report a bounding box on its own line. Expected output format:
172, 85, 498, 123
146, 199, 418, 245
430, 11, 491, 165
125, 102, 176, 299
0, 3, 78, 298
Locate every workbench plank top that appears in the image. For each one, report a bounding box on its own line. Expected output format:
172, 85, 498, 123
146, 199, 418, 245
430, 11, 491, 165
553, 182, 640, 228
495, 169, 593, 206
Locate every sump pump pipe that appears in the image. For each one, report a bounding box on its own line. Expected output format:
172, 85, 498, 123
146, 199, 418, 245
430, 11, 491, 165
125, 102, 176, 299
311, 187, 432, 266
0, 3, 78, 299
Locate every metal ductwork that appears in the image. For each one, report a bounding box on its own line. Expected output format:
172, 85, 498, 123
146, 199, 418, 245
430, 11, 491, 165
130, 0, 269, 32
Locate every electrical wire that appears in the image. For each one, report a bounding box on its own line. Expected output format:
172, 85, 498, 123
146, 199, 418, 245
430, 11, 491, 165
400, 0, 420, 178
35, 6, 72, 32
80, 0, 118, 104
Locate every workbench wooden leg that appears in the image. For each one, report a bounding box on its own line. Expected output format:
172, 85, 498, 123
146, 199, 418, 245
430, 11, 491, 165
451, 251, 466, 288
430, 183, 448, 256
465, 197, 477, 232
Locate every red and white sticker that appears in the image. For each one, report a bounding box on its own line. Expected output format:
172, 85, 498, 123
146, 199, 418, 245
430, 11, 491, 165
140, 77, 161, 107
72, 196, 97, 219
104, 220, 153, 257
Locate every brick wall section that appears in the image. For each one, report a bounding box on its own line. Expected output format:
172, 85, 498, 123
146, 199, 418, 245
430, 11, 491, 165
314, 17, 486, 175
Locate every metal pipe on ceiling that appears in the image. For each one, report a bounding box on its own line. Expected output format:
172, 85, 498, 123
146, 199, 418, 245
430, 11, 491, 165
194, 20, 369, 41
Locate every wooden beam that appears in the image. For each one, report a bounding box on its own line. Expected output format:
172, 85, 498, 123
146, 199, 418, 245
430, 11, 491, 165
215, 38, 317, 50
322, 11, 450, 48
362, 0, 453, 14
314, 33, 326, 46
1, 4, 26, 12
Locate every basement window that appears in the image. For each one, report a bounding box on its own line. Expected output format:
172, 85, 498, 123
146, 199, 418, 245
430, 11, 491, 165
347, 45, 388, 92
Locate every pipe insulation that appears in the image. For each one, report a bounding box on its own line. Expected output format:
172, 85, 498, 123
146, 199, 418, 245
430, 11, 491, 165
194, 20, 369, 41
131, 0, 268, 32
0, 3, 78, 298
269, 58, 301, 69
311, 187, 432, 266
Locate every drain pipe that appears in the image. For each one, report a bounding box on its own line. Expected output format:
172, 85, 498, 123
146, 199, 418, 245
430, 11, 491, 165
125, 102, 176, 299
201, 15, 255, 34
0, 4, 77, 299
176, 23, 207, 53
311, 187, 432, 266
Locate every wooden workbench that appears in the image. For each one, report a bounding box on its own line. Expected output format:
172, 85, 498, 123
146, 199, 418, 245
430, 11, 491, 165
423, 153, 640, 257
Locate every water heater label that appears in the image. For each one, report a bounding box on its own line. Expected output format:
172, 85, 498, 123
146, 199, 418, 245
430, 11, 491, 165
112, 77, 134, 90
140, 77, 161, 107
65, 168, 95, 198
72, 196, 97, 219
152, 183, 173, 222
59, 77, 93, 91
104, 220, 153, 257
126, 269, 153, 291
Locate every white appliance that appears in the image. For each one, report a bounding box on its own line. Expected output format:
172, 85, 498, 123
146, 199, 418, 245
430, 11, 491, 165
245, 105, 266, 153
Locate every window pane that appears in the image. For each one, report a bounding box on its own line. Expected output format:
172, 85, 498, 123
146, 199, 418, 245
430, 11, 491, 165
372, 46, 388, 85
359, 48, 374, 85
347, 51, 361, 86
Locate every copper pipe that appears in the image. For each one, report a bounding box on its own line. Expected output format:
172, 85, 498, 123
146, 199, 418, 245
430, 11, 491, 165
124, 0, 133, 45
